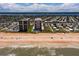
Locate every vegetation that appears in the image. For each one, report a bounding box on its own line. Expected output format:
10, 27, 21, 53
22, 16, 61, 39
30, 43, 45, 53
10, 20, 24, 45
0, 47, 51, 56
27, 25, 33, 33
0, 47, 79, 56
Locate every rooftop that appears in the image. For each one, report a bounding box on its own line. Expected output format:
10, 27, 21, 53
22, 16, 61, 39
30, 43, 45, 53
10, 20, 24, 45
19, 18, 30, 21
35, 18, 42, 21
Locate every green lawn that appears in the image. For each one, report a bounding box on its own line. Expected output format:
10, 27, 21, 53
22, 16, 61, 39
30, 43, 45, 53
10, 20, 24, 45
27, 25, 33, 33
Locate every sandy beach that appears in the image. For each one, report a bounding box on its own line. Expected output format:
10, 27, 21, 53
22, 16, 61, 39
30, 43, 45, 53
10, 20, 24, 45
0, 32, 79, 48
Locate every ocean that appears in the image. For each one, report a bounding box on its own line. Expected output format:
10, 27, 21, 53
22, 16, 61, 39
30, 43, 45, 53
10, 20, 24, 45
0, 12, 79, 16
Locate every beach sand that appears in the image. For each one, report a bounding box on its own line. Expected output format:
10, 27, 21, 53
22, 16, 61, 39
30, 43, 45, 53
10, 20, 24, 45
0, 32, 79, 48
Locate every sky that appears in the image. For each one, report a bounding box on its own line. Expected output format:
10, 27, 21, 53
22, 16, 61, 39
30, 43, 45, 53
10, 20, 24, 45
0, 3, 79, 12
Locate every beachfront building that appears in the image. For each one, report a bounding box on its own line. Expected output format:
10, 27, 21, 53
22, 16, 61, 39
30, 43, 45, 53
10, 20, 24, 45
34, 18, 42, 32
0, 22, 19, 32
19, 18, 30, 32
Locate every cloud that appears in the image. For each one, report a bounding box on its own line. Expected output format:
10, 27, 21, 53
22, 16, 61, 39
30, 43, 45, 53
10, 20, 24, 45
0, 3, 79, 12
